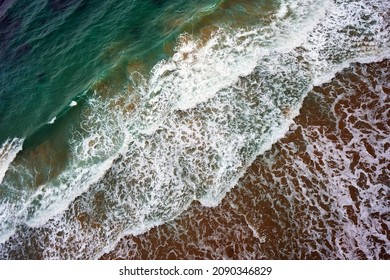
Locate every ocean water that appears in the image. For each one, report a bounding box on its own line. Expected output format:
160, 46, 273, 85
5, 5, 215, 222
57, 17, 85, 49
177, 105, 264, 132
0, 0, 389, 259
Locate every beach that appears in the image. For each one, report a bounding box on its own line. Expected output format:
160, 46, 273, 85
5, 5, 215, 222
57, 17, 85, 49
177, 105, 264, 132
0, 0, 389, 259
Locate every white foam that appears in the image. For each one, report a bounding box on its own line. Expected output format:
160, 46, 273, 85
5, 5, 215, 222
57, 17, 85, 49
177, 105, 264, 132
0, 202, 17, 244
0, 138, 24, 184
0, 98, 130, 241
247, 59, 390, 259
299, 67, 389, 258
0, 0, 389, 259
92, 0, 389, 258
20, 102, 131, 227
136, 0, 331, 121
48, 117, 56, 124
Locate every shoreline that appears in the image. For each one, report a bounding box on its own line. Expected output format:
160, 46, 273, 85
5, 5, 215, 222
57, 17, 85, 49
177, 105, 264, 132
101, 59, 390, 260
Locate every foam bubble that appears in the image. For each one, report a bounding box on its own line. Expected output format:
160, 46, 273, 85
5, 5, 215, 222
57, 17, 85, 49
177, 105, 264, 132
48, 117, 56, 124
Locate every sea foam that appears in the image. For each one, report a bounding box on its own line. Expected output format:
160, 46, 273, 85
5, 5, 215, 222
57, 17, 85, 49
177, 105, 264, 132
0, 138, 24, 184
0, 0, 389, 259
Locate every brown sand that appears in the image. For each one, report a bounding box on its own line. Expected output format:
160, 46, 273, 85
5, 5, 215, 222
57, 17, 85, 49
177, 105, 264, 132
100, 59, 390, 260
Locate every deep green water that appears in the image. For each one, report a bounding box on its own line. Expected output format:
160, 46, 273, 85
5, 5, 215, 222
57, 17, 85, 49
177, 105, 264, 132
0, 0, 221, 143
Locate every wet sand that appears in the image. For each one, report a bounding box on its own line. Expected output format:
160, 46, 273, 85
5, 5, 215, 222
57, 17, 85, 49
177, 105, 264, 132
101, 59, 390, 260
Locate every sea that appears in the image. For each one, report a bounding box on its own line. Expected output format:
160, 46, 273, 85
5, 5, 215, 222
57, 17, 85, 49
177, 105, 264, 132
0, 0, 389, 259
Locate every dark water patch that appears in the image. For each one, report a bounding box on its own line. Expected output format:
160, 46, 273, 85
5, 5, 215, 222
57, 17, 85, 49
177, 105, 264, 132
0, 12, 17, 31
129, 25, 143, 40
36, 71, 46, 83
0, 0, 13, 11
0, 13, 20, 49
49, 0, 83, 13
150, 0, 168, 8
13, 42, 32, 59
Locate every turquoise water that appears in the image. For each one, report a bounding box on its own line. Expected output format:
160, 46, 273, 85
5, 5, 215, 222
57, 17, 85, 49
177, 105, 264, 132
0, 0, 389, 259
0, 0, 220, 142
